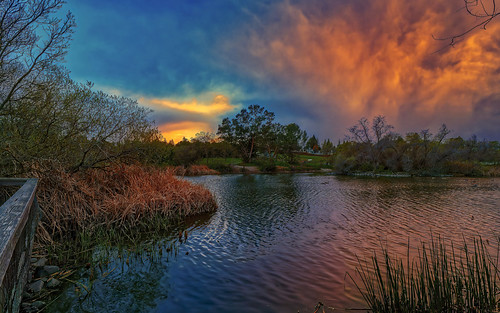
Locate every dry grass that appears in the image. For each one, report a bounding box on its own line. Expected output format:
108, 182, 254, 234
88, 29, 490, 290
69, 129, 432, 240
31, 163, 217, 246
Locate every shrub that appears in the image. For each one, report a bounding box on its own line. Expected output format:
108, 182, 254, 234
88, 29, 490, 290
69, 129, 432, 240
334, 154, 356, 174
444, 160, 483, 176
207, 162, 233, 174
255, 158, 277, 172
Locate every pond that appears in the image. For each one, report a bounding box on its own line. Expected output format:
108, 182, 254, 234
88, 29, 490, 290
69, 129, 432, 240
47, 174, 500, 312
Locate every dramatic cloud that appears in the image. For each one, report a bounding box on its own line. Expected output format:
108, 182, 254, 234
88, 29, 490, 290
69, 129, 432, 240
66, 0, 500, 141
222, 0, 500, 139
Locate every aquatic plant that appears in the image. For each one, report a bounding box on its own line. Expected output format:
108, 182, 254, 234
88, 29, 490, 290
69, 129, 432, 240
32, 163, 217, 252
348, 238, 500, 312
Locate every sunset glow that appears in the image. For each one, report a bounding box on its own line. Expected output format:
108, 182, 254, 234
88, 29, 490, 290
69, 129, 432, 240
158, 121, 213, 143
65, 0, 500, 140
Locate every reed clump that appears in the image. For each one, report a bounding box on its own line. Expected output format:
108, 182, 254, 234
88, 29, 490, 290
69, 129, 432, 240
32, 163, 217, 249
348, 238, 500, 313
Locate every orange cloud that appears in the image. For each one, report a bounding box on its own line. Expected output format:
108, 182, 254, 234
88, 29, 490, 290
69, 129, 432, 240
224, 1, 500, 137
142, 94, 238, 116
158, 121, 213, 143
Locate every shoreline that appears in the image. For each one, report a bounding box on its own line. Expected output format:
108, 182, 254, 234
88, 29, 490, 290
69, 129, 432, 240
179, 164, 499, 178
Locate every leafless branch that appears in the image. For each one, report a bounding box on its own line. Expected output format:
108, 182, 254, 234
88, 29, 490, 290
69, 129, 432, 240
433, 0, 499, 50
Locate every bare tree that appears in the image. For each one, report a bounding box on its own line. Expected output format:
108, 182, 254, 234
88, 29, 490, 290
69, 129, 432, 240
0, 0, 75, 114
348, 115, 394, 168
434, 0, 499, 47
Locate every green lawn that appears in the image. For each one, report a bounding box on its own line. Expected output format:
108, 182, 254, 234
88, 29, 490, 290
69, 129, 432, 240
199, 154, 333, 172
294, 154, 332, 169
198, 157, 242, 166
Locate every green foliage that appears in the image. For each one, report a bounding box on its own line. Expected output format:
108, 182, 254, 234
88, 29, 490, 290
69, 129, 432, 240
172, 141, 202, 166
0, 2, 161, 176
0, 70, 157, 176
335, 117, 499, 176
255, 157, 277, 172
444, 160, 483, 177
206, 162, 233, 173
306, 135, 320, 152
321, 139, 335, 155
217, 105, 275, 163
333, 154, 357, 174
278, 123, 305, 163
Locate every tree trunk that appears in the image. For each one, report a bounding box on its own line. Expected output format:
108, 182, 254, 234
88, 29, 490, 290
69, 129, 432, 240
248, 137, 255, 163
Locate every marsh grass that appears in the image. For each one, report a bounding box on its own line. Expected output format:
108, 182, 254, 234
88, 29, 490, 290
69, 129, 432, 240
348, 237, 500, 312
30, 163, 217, 264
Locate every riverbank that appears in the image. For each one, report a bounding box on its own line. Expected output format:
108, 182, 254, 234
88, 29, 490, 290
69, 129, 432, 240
176, 153, 499, 177
17, 163, 218, 311
177, 162, 500, 178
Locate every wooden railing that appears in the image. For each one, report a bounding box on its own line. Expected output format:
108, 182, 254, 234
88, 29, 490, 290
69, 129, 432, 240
0, 179, 39, 313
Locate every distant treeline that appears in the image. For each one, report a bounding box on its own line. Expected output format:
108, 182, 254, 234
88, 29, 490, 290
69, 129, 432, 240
135, 106, 500, 177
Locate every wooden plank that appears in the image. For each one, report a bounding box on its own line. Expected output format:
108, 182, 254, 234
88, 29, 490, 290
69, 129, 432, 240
0, 179, 38, 287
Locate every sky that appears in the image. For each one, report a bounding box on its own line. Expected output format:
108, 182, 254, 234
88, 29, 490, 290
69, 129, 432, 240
63, 0, 500, 142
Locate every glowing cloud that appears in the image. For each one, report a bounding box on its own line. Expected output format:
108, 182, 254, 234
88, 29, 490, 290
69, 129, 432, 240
145, 94, 237, 116
223, 0, 500, 138
138, 93, 240, 142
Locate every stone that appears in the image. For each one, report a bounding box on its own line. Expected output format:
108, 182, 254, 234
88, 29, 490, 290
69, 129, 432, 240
33, 258, 47, 268
43, 265, 60, 275
30, 258, 37, 263
28, 280, 44, 293
34, 267, 48, 278
46, 278, 61, 288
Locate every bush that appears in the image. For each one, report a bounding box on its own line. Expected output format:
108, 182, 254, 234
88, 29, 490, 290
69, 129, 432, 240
207, 162, 233, 173
444, 160, 483, 176
334, 154, 356, 174
255, 158, 277, 172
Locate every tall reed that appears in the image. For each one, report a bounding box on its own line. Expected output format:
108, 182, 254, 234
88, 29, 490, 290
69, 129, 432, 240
348, 238, 500, 312
31, 163, 217, 250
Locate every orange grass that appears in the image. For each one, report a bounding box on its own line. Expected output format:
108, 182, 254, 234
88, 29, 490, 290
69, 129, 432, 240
32, 164, 217, 245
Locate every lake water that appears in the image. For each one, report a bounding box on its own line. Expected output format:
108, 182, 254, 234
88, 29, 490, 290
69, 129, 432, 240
47, 174, 500, 312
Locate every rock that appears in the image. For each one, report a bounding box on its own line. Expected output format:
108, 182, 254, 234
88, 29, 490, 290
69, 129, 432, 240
30, 258, 37, 263
34, 267, 48, 278
46, 278, 61, 288
28, 280, 44, 293
33, 258, 47, 268
43, 265, 60, 275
